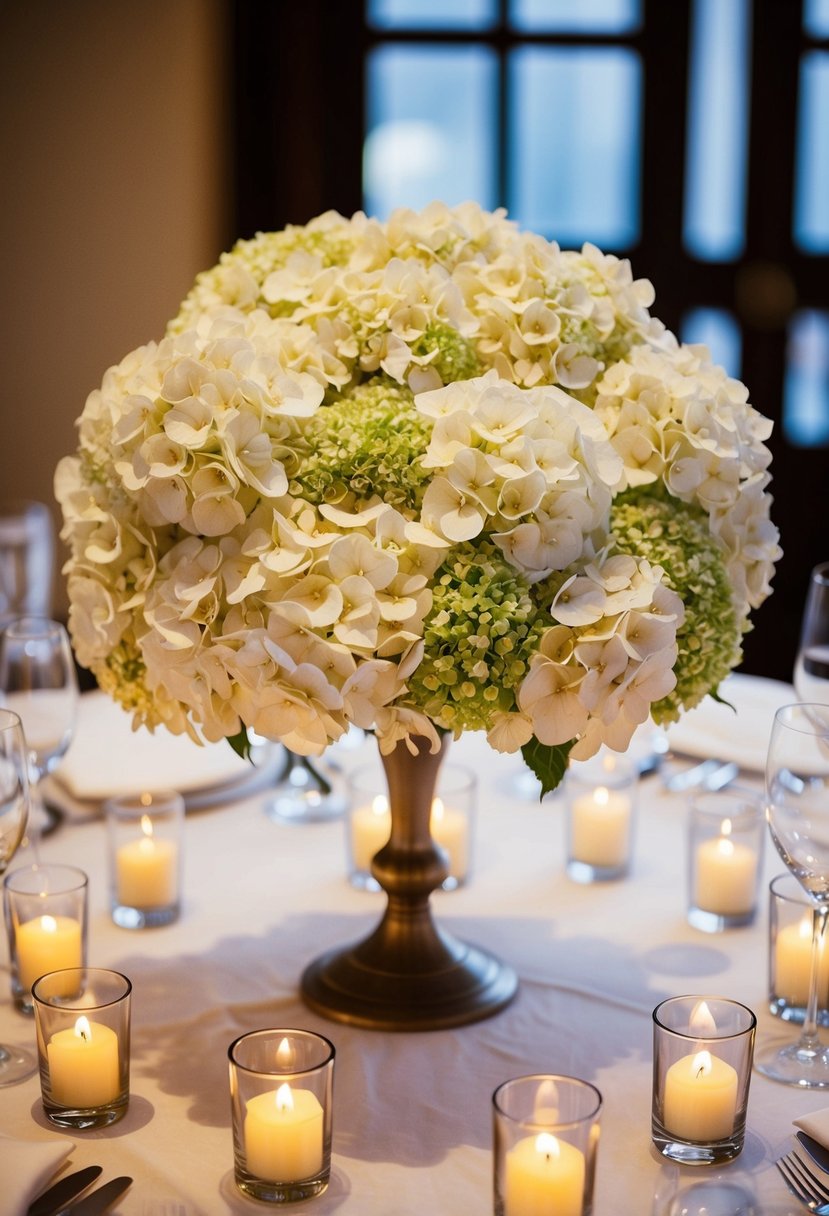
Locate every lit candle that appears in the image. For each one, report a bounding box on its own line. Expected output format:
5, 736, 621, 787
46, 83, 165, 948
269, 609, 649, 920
571, 785, 632, 868
430, 798, 470, 881
504, 1131, 585, 1216
350, 795, 391, 873
15, 914, 82, 993
244, 1081, 324, 1182
775, 913, 829, 1006
47, 1014, 120, 1108
116, 814, 178, 908
661, 1002, 738, 1141
694, 819, 757, 916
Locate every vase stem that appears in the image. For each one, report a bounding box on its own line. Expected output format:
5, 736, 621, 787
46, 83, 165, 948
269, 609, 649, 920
300, 735, 518, 1031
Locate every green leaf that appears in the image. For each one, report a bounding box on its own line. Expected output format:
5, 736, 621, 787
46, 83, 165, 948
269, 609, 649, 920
520, 738, 576, 800
709, 688, 736, 712
226, 728, 252, 762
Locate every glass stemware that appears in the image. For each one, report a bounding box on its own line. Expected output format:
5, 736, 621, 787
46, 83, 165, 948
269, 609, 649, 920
756, 703, 829, 1086
795, 561, 829, 716
0, 618, 78, 840
0, 707, 37, 1084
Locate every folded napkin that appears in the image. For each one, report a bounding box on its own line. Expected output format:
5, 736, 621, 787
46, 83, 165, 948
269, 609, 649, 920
664, 672, 794, 772
53, 690, 251, 801
0, 1133, 75, 1216
794, 1106, 829, 1150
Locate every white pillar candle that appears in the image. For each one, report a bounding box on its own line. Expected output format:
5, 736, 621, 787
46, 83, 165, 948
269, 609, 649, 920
116, 814, 177, 908
244, 1082, 324, 1182
350, 796, 391, 873
694, 819, 757, 915
571, 785, 631, 868
15, 914, 82, 993
47, 1015, 120, 1107
775, 914, 829, 1006
431, 798, 469, 880
662, 1049, 738, 1141
504, 1132, 585, 1216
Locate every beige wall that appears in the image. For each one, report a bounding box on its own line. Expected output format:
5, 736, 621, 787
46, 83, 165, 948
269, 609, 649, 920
0, 0, 230, 614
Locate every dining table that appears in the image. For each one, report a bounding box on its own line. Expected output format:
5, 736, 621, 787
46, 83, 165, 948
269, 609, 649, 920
0, 673, 823, 1215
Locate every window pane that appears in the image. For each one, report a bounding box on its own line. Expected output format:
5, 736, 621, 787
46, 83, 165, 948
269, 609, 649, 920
794, 52, 829, 252
681, 308, 742, 378
507, 47, 641, 248
683, 0, 750, 261
804, 0, 829, 37
509, 0, 641, 32
364, 45, 497, 220
367, 0, 497, 30
784, 311, 829, 448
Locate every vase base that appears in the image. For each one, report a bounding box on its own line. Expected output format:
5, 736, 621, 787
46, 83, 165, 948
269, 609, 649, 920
300, 931, 518, 1031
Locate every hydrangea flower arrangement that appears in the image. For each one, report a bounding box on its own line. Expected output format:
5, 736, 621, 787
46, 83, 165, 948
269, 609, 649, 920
55, 203, 781, 792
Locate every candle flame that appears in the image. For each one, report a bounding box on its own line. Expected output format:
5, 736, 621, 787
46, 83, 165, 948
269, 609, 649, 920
533, 1078, 559, 1126
140, 792, 153, 807
74, 1015, 92, 1042
276, 1081, 294, 1113
432, 797, 445, 823
601, 754, 617, 774
692, 1050, 713, 1079
594, 786, 610, 807
141, 814, 154, 838
690, 1000, 717, 1035
40, 914, 58, 933
276, 1037, 294, 1069
716, 837, 735, 858
371, 795, 388, 817
535, 1132, 560, 1161
800, 915, 814, 941
721, 818, 733, 838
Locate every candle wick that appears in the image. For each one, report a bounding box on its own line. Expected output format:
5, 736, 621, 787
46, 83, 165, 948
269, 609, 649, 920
79, 1027, 89, 1042
695, 1064, 705, 1078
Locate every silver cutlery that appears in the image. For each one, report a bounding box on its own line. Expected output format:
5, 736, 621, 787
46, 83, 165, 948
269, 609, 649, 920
797, 1131, 829, 1175
777, 1148, 829, 1213
57, 1176, 133, 1216
663, 758, 739, 793
27, 1167, 103, 1216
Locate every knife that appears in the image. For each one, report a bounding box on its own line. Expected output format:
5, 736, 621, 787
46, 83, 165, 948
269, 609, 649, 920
27, 1166, 103, 1216
796, 1129, 829, 1173
58, 1176, 133, 1216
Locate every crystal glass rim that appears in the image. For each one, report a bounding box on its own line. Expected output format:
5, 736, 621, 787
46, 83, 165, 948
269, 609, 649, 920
0, 707, 25, 734
105, 790, 185, 814
810, 560, 829, 585
652, 994, 756, 1039
689, 785, 764, 827
769, 871, 812, 904
491, 1072, 603, 1126
4, 862, 88, 896
773, 703, 829, 737
32, 967, 132, 1010
1, 615, 66, 641
228, 1027, 336, 1076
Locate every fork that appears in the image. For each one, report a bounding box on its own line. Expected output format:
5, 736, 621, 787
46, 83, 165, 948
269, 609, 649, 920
777, 1148, 829, 1213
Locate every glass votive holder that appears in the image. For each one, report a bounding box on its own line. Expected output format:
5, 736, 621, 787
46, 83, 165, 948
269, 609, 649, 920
492, 1073, 602, 1216
3, 864, 88, 1014
32, 967, 131, 1129
768, 872, 829, 1024
651, 995, 756, 1165
346, 763, 476, 892
105, 789, 184, 928
566, 749, 637, 882
228, 1027, 335, 1204
687, 787, 765, 932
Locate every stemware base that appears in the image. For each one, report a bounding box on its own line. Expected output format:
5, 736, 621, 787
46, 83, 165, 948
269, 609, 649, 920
754, 1037, 829, 1088
0, 1041, 38, 1086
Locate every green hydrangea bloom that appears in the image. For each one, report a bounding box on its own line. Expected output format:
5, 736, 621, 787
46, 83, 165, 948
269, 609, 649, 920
292, 380, 433, 510
411, 323, 481, 384
406, 540, 546, 733
610, 491, 743, 722
98, 640, 153, 716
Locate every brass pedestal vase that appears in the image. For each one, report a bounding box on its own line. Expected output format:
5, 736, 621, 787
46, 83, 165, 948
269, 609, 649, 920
300, 735, 518, 1031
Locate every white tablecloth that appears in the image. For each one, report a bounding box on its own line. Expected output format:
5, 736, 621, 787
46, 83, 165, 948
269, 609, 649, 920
0, 715, 818, 1215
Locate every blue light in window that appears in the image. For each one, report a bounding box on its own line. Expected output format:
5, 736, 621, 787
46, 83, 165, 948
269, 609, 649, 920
367, 0, 497, 29
509, 0, 641, 32
683, 0, 750, 262
794, 53, 829, 252
784, 311, 829, 448
363, 45, 497, 220
804, 0, 829, 37
507, 47, 641, 248
681, 308, 742, 379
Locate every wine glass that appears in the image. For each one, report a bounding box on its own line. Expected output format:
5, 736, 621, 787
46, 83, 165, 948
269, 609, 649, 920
795, 561, 829, 715
756, 702, 829, 1086
0, 706, 37, 1084
0, 500, 54, 630
0, 618, 78, 841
